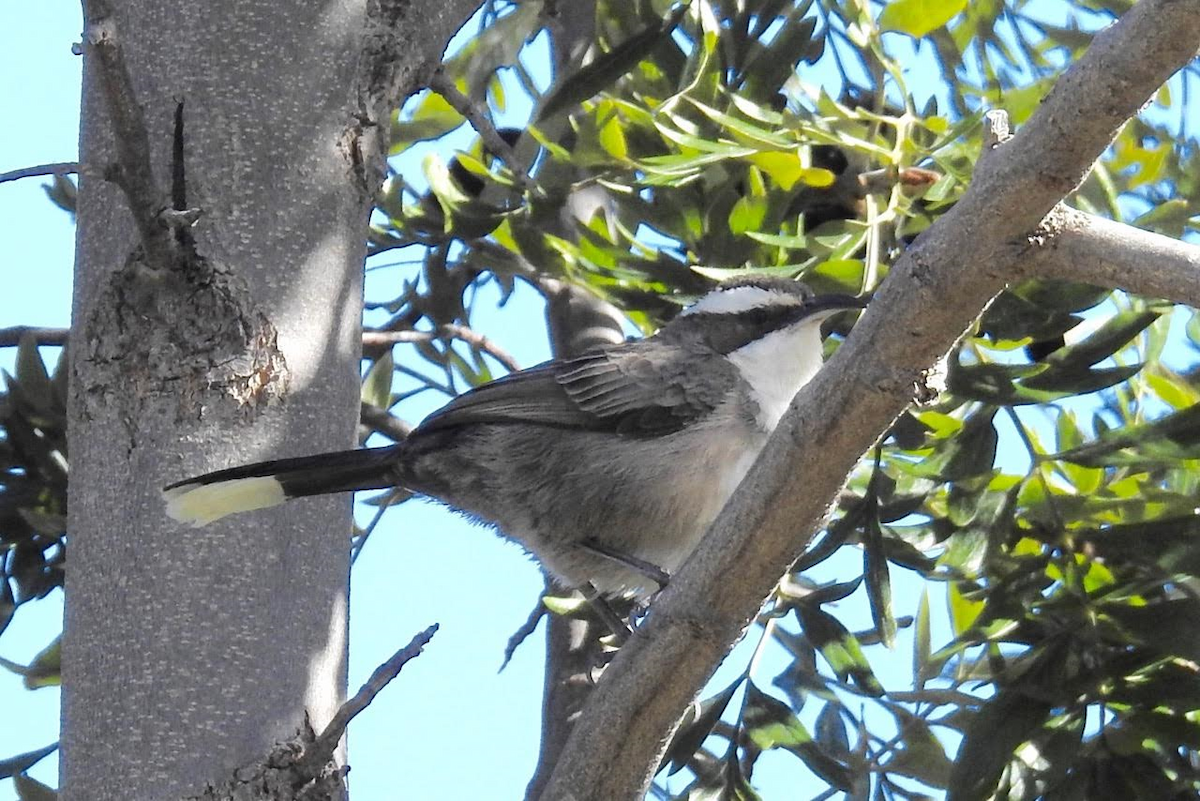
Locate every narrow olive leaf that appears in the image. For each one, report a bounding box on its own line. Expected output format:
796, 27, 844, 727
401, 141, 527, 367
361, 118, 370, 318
0, 580, 14, 639
913, 588, 932, 689
49, 346, 68, 413
947, 690, 1052, 801
0, 744, 57, 781
794, 604, 884, 696
780, 575, 862, 607
22, 636, 61, 690
814, 702, 849, 752
1020, 363, 1143, 394
1080, 514, 1200, 568
978, 290, 1081, 341
744, 685, 854, 792
537, 5, 688, 122
360, 349, 394, 410
883, 709, 953, 788
1013, 279, 1112, 313
741, 16, 821, 95
721, 752, 763, 800
15, 334, 54, 412
661, 679, 741, 775
1133, 197, 1193, 237
13, 773, 56, 801
1054, 403, 1200, 464
389, 91, 466, 156
743, 680, 811, 750
937, 409, 998, 481
1117, 710, 1200, 751
946, 361, 1066, 406
1039, 309, 1160, 369
1104, 598, 1200, 664
863, 515, 896, 649
879, 0, 967, 38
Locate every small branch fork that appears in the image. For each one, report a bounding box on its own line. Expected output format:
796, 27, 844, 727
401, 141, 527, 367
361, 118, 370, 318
298, 624, 439, 776
363, 322, 522, 373
80, 0, 177, 268
426, 67, 531, 186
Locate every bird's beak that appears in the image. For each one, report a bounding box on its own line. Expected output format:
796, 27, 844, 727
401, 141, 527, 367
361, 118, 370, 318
807, 292, 870, 314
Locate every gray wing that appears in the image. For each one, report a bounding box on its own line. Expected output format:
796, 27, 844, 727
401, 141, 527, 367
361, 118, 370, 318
414, 341, 738, 438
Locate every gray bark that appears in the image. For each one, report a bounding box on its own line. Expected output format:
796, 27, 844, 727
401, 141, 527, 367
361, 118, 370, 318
62, 0, 480, 797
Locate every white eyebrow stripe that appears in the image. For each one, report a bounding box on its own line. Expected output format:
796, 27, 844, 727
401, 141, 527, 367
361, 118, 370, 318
681, 286, 801, 316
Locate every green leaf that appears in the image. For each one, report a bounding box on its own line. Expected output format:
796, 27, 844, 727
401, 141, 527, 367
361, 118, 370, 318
1040, 309, 1160, 370
13, 773, 56, 801
938, 409, 998, 481
1054, 403, 1200, 465
794, 604, 884, 695
0, 636, 60, 689
863, 515, 896, 649
1020, 363, 1143, 394
741, 15, 822, 95
913, 588, 933, 689
1104, 598, 1200, 663
661, 680, 741, 775
879, 0, 967, 38
885, 709, 952, 788
948, 689, 1051, 801
361, 349, 394, 410
538, 5, 687, 122
15, 334, 54, 412
389, 90, 466, 155
947, 581, 983, 635
728, 194, 767, 235
743, 680, 811, 750
598, 115, 628, 160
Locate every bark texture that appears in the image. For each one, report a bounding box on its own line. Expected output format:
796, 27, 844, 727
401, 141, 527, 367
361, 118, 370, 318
65, 2, 367, 797
62, 0, 480, 795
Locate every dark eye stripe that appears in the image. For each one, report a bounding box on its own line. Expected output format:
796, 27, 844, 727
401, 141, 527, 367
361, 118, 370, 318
701, 305, 809, 354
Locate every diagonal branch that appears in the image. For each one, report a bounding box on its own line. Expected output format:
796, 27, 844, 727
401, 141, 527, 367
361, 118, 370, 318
299, 624, 439, 775
538, 1, 1200, 797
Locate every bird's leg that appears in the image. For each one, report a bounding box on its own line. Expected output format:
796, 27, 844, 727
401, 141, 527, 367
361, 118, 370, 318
580, 539, 672, 590
579, 582, 631, 645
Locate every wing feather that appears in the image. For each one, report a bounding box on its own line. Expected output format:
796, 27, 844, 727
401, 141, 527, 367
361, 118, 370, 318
414, 341, 736, 438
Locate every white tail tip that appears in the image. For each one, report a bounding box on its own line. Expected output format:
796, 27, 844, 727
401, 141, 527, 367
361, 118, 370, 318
163, 476, 287, 527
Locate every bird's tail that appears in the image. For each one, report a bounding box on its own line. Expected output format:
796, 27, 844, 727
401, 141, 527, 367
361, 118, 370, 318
162, 445, 403, 527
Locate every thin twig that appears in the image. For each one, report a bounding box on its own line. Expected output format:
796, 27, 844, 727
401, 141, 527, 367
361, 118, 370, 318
359, 401, 414, 443
1, 325, 524, 375
0, 327, 69, 348
363, 323, 521, 373
427, 67, 531, 186
501, 600, 547, 672
301, 624, 439, 772
81, 0, 173, 268
350, 487, 409, 565
0, 162, 81, 186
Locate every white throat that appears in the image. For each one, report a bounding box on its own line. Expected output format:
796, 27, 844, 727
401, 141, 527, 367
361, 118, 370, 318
727, 317, 828, 431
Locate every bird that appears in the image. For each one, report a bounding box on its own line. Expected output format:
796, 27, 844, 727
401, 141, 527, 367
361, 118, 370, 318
163, 276, 865, 598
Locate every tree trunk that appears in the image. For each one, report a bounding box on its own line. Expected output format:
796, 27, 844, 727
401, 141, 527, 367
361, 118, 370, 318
64, 1, 367, 796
